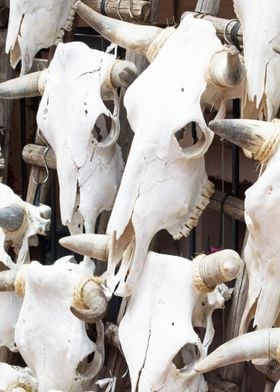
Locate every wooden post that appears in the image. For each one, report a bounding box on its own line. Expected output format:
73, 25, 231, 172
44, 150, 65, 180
195, 0, 221, 15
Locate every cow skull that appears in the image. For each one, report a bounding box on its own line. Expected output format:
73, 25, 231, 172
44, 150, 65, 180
6, 0, 76, 74
72, 4, 245, 297
0, 184, 50, 269
233, 0, 280, 119
3, 256, 108, 391
0, 363, 38, 391
117, 250, 242, 391
209, 118, 280, 332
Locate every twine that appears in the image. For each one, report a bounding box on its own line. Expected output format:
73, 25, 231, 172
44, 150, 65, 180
192, 254, 213, 293
146, 27, 175, 63
254, 120, 280, 164
14, 267, 27, 297
6, 382, 32, 392
73, 276, 104, 310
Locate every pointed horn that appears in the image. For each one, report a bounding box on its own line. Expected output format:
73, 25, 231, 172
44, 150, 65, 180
110, 60, 138, 89
209, 119, 280, 162
75, 1, 163, 59
0, 205, 25, 232
0, 70, 47, 99
71, 277, 108, 323
59, 234, 110, 261
208, 46, 246, 88
195, 328, 280, 374
192, 249, 243, 293
0, 269, 17, 292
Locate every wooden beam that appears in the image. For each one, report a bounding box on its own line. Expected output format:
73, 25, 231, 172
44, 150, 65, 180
22, 144, 56, 170
195, 0, 221, 15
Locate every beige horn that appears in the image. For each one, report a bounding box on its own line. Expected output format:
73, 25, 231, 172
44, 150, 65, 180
0, 69, 48, 99
71, 277, 108, 323
208, 45, 246, 88
110, 60, 138, 89
192, 249, 243, 293
75, 1, 164, 60
195, 328, 280, 374
59, 234, 110, 261
209, 119, 280, 163
0, 205, 26, 232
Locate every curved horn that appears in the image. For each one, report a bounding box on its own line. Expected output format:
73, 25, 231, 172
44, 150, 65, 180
195, 328, 280, 374
71, 277, 108, 323
209, 119, 280, 163
59, 234, 110, 261
0, 70, 47, 99
208, 46, 246, 88
0, 269, 17, 292
192, 249, 243, 293
0, 205, 25, 232
75, 1, 163, 59
110, 60, 138, 89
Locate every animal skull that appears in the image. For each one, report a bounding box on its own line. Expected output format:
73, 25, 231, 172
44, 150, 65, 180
209, 118, 280, 332
6, 0, 76, 74
118, 250, 241, 391
0, 363, 38, 391
11, 256, 107, 391
73, 3, 245, 297
233, 0, 280, 119
0, 184, 50, 269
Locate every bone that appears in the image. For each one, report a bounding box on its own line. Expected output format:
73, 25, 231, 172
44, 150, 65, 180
75, 0, 162, 58
195, 328, 280, 374
208, 46, 246, 88
209, 119, 280, 162
71, 277, 108, 323
59, 234, 110, 261
0, 71, 43, 99
110, 60, 138, 89
192, 249, 243, 293
0, 205, 25, 232
0, 270, 17, 292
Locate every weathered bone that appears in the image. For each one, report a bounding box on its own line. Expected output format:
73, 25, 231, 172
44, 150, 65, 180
0, 205, 25, 232
71, 276, 108, 323
0, 363, 37, 391
192, 250, 243, 293
109, 60, 138, 89
75, 0, 163, 59
59, 234, 110, 262
209, 119, 280, 163
208, 46, 246, 88
0, 269, 17, 292
0, 71, 44, 99
195, 328, 280, 374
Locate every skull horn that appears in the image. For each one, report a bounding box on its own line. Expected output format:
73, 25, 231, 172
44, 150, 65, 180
192, 249, 243, 293
208, 46, 246, 88
0, 205, 25, 232
71, 277, 108, 323
75, 1, 163, 59
209, 119, 280, 163
0, 269, 17, 292
0, 70, 47, 99
59, 234, 110, 261
110, 60, 138, 89
195, 328, 280, 374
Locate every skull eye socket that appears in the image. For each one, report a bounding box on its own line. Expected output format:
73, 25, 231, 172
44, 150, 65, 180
175, 122, 203, 149
91, 114, 112, 144
173, 342, 201, 370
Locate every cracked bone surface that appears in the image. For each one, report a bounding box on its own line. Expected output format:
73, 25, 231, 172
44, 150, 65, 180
209, 118, 280, 332
118, 250, 238, 391
14, 256, 106, 391
234, 0, 280, 119
6, 0, 76, 74
74, 12, 244, 297
0, 183, 50, 269
35, 42, 138, 237
0, 363, 38, 391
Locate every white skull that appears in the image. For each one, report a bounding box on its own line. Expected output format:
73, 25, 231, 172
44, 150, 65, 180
234, 0, 280, 119
118, 251, 237, 391
209, 118, 280, 332
6, 0, 76, 74
14, 256, 104, 391
0, 292, 22, 351
37, 42, 134, 235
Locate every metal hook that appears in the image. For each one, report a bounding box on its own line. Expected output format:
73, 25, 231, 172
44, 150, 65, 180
31, 146, 50, 186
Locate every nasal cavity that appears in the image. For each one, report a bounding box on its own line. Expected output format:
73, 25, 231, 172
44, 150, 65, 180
175, 122, 203, 149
